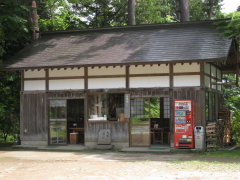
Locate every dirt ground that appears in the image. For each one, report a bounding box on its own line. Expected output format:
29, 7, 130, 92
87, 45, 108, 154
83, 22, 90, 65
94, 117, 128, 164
0, 146, 240, 180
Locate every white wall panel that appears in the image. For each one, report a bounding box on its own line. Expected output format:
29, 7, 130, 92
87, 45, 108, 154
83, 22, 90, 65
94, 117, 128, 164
130, 64, 169, 74
204, 63, 210, 74
130, 76, 169, 88
174, 75, 200, 87
211, 66, 216, 77
24, 70, 45, 78
24, 80, 45, 91
88, 66, 125, 76
174, 63, 200, 73
49, 68, 84, 77
49, 79, 84, 90
204, 76, 210, 88
88, 78, 125, 89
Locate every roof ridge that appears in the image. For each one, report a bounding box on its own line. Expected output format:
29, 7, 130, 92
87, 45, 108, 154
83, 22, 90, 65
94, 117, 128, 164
40, 19, 230, 35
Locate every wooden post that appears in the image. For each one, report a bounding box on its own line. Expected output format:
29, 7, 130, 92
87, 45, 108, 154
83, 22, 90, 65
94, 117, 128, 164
45, 69, 49, 91
21, 70, 24, 91
169, 64, 173, 88
126, 65, 130, 89
84, 67, 88, 90
200, 62, 204, 88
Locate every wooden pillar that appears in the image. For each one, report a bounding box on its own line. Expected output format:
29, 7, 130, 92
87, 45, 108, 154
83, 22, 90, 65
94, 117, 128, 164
126, 65, 130, 89
84, 67, 88, 90
21, 70, 24, 91
45, 69, 49, 91
200, 62, 204, 88
169, 64, 173, 88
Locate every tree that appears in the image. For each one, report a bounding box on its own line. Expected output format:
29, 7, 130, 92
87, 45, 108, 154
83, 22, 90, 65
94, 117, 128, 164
128, 0, 136, 25
177, 0, 189, 21
0, 0, 33, 142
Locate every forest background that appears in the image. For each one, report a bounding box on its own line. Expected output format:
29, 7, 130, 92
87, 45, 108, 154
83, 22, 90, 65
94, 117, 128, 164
0, 0, 240, 145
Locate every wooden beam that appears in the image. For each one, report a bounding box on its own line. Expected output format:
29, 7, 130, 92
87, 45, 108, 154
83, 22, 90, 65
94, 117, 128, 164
212, 82, 236, 86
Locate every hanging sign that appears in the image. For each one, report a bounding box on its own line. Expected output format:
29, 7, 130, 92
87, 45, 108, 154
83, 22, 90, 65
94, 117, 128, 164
124, 94, 130, 118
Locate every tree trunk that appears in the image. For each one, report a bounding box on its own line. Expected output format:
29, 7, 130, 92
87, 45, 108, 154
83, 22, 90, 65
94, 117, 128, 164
178, 0, 189, 22
207, 0, 214, 19
29, 1, 39, 40
128, 0, 135, 25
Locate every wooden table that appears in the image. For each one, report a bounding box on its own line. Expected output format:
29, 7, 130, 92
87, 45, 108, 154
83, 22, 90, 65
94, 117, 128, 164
151, 128, 164, 144
69, 128, 84, 133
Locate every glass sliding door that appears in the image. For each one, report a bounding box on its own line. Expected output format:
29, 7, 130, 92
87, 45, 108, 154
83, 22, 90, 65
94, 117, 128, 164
49, 100, 67, 145
130, 98, 150, 147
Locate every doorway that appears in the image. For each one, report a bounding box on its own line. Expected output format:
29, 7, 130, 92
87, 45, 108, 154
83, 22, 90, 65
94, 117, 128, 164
129, 97, 170, 147
67, 99, 84, 144
49, 99, 84, 145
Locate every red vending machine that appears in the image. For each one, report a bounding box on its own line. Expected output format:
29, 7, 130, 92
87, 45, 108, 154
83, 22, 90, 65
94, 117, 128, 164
174, 99, 195, 148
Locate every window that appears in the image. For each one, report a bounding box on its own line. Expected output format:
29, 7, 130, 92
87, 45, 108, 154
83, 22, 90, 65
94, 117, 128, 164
163, 98, 170, 118
88, 93, 125, 121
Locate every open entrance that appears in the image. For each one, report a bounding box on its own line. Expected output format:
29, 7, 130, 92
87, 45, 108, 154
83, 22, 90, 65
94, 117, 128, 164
49, 99, 84, 146
130, 97, 170, 147
67, 99, 84, 145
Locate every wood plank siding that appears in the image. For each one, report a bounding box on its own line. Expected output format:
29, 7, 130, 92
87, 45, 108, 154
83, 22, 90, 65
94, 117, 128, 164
19, 61, 223, 147
20, 93, 48, 141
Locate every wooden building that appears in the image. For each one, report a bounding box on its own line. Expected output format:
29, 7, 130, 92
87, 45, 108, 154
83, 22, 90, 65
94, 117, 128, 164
0, 20, 238, 149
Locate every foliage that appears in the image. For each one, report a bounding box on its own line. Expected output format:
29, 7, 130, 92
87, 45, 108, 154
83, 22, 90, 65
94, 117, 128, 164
0, 0, 31, 61
216, 11, 240, 40
0, 1, 30, 142
189, 0, 223, 21
232, 112, 240, 146
222, 75, 240, 115
0, 71, 21, 142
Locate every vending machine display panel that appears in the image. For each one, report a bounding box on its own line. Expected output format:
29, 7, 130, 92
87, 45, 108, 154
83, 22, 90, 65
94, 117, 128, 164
174, 100, 195, 149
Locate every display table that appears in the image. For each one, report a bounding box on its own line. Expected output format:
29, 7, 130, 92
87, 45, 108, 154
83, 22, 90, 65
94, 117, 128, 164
69, 128, 84, 132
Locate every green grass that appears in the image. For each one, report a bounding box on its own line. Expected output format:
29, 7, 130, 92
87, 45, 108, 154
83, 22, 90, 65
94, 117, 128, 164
198, 149, 240, 158
176, 148, 240, 158
168, 160, 240, 171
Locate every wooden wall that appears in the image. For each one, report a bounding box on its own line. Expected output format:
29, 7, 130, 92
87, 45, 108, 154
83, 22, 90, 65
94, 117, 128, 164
20, 93, 48, 141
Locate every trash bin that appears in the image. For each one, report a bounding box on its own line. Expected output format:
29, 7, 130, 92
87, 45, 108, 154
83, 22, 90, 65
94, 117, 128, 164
70, 132, 78, 144
194, 126, 205, 151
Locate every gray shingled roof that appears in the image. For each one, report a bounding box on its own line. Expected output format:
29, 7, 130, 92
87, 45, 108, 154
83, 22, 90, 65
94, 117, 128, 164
0, 20, 232, 70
